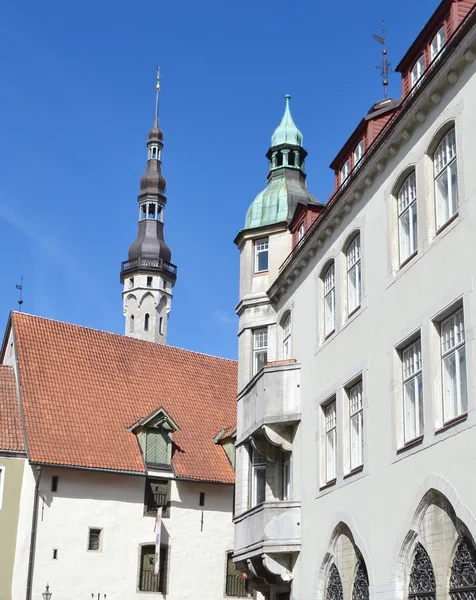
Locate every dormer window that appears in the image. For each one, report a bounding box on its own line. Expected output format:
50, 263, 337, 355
340, 159, 350, 184
134, 407, 180, 469
431, 26, 446, 62
411, 55, 425, 88
353, 140, 364, 166
298, 223, 305, 241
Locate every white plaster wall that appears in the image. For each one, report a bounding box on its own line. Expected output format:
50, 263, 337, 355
12, 466, 236, 600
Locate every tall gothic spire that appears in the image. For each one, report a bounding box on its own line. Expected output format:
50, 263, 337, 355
120, 71, 177, 344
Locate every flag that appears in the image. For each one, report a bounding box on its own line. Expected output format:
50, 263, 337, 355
154, 506, 162, 575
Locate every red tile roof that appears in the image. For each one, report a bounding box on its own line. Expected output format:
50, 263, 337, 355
0, 365, 25, 452
7, 313, 237, 483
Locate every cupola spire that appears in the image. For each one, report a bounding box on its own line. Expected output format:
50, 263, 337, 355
271, 95, 303, 148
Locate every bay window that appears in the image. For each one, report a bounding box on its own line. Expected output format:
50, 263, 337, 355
250, 449, 266, 506
398, 171, 418, 263
441, 308, 467, 422
402, 339, 423, 442
253, 328, 268, 375
347, 235, 361, 314
349, 381, 363, 470
324, 263, 336, 337
434, 128, 458, 230
325, 401, 337, 482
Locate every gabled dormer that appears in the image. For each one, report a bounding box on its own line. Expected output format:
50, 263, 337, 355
130, 407, 180, 469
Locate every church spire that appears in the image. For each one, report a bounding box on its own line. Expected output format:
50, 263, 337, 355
120, 72, 177, 345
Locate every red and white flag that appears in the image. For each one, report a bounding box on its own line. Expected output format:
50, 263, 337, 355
154, 506, 162, 575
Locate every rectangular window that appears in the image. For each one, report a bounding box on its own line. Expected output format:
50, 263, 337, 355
282, 315, 291, 360
298, 223, 305, 241
434, 128, 458, 230
431, 25, 446, 61
441, 308, 467, 422
353, 140, 364, 166
254, 238, 269, 273
349, 382, 363, 470
88, 528, 102, 551
51, 476, 58, 492
282, 453, 291, 500
411, 55, 425, 88
250, 449, 266, 507
144, 478, 171, 518
340, 159, 350, 184
225, 552, 249, 597
325, 402, 337, 482
199, 492, 205, 506
253, 328, 268, 375
324, 264, 336, 337
139, 545, 167, 593
402, 339, 423, 443
398, 172, 418, 263
147, 276, 153, 287
347, 235, 361, 314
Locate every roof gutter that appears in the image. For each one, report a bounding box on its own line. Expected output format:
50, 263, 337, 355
26, 465, 42, 600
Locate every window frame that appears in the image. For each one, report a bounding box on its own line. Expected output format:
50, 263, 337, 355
340, 159, 350, 184
402, 338, 423, 443
411, 55, 425, 88
144, 477, 171, 518
430, 25, 446, 62
440, 307, 467, 423
250, 448, 266, 507
87, 527, 103, 552
298, 223, 305, 242
282, 452, 291, 500
254, 238, 269, 273
324, 401, 337, 483
346, 234, 362, 315
348, 381, 363, 470
397, 171, 418, 265
138, 544, 167, 593
282, 313, 291, 360
324, 263, 336, 337
353, 140, 364, 166
434, 128, 458, 231
253, 328, 268, 376
225, 551, 249, 597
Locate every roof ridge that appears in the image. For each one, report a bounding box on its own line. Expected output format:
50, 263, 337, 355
12, 311, 237, 363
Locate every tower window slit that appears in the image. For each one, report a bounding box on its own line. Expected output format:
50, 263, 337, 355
147, 276, 153, 287
288, 152, 295, 167
152, 148, 157, 158
159, 317, 163, 335
144, 313, 150, 332
130, 315, 135, 332
277, 152, 283, 167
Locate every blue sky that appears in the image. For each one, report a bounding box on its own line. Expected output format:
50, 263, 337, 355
0, 0, 438, 359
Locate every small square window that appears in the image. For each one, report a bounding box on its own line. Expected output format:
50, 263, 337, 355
88, 528, 102, 551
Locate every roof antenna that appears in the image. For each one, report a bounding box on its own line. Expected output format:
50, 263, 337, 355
154, 66, 161, 127
16, 276, 23, 311
373, 21, 391, 99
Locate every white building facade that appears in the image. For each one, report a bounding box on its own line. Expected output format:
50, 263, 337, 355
234, 2, 476, 599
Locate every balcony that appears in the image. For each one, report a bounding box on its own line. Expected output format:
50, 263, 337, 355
237, 360, 301, 444
234, 500, 301, 562
120, 257, 177, 282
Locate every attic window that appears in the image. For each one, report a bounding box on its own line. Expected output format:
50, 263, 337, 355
354, 140, 364, 166
431, 26, 446, 62
341, 160, 350, 184
411, 55, 425, 88
145, 429, 170, 467
298, 223, 305, 241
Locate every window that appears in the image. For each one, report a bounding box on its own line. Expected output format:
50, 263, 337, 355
341, 159, 350, 184
324, 264, 336, 337
347, 235, 361, 314
0, 466, 4, 509
408, 543, 436, 599
147, 276, 153, 287
402, 339, 423, 442
431, 26, 446, 61
88, 528, 102, 551
298, 223, 305, 241
144, 478, 170, 518
354, 140, 364, 166
144, 313, 150, 332
411, 55, 425, 88
225, 552, 249, 597
148, 203, 157, 219
450, 537, 476, 599
53, 549, 58, 560
282, 452, 291, 500
254, 238, 269, 273
130, 314, 135, 333
145, 430, 170, 467
397, 172, 418, 263
129, 277, 134, 289
159, 316, 163, 335
51, 476, 58, 492
441, 308, 467, 422
349, 381, 363, 470
434, 128, 458, 229
253, 328, 268, 375
282, 314, 291, 360
325, 402, 337, 482
139, 545, 167, 593
141, 203, 147, 220
250, 448, 266, 507
326, 564, 343, 600
199, 492, 205, 506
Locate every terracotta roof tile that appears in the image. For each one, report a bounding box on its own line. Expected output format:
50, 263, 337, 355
10, 313, 237, 483
0, 365, 25, 452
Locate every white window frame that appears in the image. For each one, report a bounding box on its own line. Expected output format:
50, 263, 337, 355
325, 401, 337, 482
282, 453, 291, 500
250, 449, 266, 507
253, 328, 268, 375
324, 263, 336, 337
349, 382, 363, 470
411, 55, 425, 88
441, 308, 467, 423
254, 238, 269, 273
298, 223, 305, 241
402, 339, 423, 443
282, 314, 291, 360
340, 159, 350, 184
0, 466, 5, 510
347, 235, 361, 315
430, 25, 446, 61
434, 128, 458, 230
353, 140, 364, 166
397, 172, 418, 264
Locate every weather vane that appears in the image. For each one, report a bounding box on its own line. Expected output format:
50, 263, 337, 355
373, 21, 391, 98
155, 66, 161, 126
16, 276, 23, 311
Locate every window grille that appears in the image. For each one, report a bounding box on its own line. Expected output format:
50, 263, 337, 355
434, 128, 458, 229
88, 528, 102, 551
326, 564, 343, 600
408, 543, 436, 600
441, 308, 467, 422
325, 402, 337, 482
398, 172, 418, 263
352, 560, 369, 600
347, 235, 361, 314
349, 381, 363, 470
225, 552, 249, 597
139, 545, 167, 593
450, 536, 476, 600
255, 238, 269, 273
402, 339, 423, 442
144, 478, 170, 518
324, 264, 336, 337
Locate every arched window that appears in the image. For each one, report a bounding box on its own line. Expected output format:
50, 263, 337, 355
130, 315, 135, 333
144, 313, 150, 332
326, 564, 343, 600
397, 172, 417, 264
434, 127, 458, 230
408, 543, 436, 599
450, 536, 476, 599
352, 559, 369, 600
152, 147, 157, 158
282, 313, 291, 359
324, 263, 336, 337
347, 234, 361, 314
159, 316, 163, 335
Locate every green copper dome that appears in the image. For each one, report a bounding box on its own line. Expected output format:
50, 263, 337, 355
271, 95, 303, 147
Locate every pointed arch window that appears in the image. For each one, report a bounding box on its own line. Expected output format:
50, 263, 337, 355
326, 564, 343, 600
408, 543, 436, 599
450, 536, 476, 599
352, 560, 369, 600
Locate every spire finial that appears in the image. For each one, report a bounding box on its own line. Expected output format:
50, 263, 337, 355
373, 21, 391, 99
154, 66, 161, 127
16, 276, 23, 311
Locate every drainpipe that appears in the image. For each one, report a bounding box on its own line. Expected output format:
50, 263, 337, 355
26, 465, 42, 600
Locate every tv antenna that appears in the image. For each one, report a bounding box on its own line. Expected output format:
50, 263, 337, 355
16, 277, 23, 311
373, 21, 391, 98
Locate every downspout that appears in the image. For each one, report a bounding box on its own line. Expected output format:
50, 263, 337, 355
26, 465, 42, 600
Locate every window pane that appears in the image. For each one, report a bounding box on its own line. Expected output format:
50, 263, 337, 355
255, 467, 266, 504
348, 264, 361, 313
458, 346, 468, 414
325, 290, 335, 336
257, 250, 268, 272
326, 430, 336, 481
350, 413, 363, 469
255, 350, 267, 372
435, 169, 450, 229
443, 351, 458, 421
450, 159, 458, 217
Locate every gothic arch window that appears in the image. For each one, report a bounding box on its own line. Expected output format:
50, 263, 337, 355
326, 564, 343, 600
144, 313, 150, 332
450, 536, 476, 599
352, 559, 369, 600
408, 543, 436, 600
